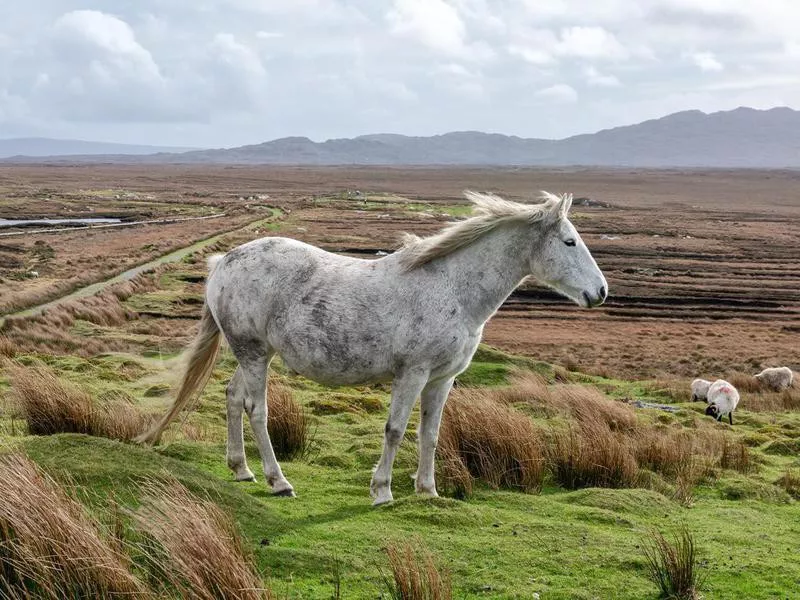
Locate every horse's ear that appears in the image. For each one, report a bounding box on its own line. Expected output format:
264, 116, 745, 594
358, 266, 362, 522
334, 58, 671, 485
559, 194, 573, 218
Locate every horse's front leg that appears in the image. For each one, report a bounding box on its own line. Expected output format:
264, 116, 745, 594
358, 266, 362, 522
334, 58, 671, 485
371, 369, 429, 506
415, 376, 455, 497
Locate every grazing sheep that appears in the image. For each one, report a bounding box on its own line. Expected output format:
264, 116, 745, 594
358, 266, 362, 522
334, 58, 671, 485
690, 378, 713, 402
705, 379, 740, 425
754, 366, 794, 392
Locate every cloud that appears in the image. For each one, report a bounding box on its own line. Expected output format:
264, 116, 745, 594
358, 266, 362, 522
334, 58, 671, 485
508, 45, 556, 66
584, 66, 621, 86
387, 0, 467, 56
535, 83, 578, 103
689, 51, 724, 72
0, 1, 798, 146
556, 27, 628, 60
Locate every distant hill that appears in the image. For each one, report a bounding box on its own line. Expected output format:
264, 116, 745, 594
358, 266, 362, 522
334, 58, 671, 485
3, 107, 799, 167
0, 138, 197, 159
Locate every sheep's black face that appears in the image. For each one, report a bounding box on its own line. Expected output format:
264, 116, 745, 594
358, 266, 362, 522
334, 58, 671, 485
705, 405, 718, 418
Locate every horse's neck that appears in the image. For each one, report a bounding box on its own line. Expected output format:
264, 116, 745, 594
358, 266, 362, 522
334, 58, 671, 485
445, 223, 532, 326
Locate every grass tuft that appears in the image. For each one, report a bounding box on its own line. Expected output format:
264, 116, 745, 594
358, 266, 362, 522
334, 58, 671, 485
381, 540, 452, 600
438, 389, 545, 494
267, 379, 311, 460
641, 526, 703, 600
0, 452, 146, 599
133, 479, 271, 600
7, 362, 152, 441
548, 423, 638, 489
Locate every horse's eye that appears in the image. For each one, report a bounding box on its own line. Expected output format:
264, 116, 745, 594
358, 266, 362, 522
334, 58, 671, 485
564, 239, 576, 247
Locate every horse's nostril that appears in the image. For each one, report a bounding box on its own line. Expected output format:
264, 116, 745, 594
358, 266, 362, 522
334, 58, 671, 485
598, 286, 606, 299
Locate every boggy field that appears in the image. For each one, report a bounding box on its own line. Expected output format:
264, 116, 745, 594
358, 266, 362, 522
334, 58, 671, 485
0, 165, 799, 599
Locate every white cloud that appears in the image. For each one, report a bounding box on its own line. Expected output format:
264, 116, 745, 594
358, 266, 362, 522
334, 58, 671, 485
534, 83, 578, 103
387, 0, 467, 56
508, 45, 555, 66
584, 66, 621, 86
689, 51, 724, 72
53, 10, 162, 82
556, 27, 628, 60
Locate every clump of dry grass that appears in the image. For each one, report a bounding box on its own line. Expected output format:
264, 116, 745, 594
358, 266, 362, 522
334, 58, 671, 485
501, 374, 637, 432
634, 429, 698, 480
134, 479, 271, 600
0, 453, 147, 599
719, 435, 753, 474
641, 526, 704, 600
548, 423, 638, 489
7, 362, 152, 441
726, 372, 762, 394
381, 540, 452, 600
774, 470, 800, 499
643, 379, 692, 403
740, 388, 800, 412
267, 379, 310, 460
438, 389, 545, 493
0, 335, 16, 358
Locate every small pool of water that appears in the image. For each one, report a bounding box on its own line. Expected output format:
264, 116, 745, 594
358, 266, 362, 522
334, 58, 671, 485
0, 217, 122, 228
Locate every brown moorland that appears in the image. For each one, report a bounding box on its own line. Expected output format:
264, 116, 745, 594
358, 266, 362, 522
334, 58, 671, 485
1, 164, 797, 378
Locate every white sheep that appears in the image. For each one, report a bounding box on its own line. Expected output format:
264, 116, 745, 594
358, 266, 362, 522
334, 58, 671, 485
690, 378, 713, 402
705, 379, 740, 425
754, 367, 794, 392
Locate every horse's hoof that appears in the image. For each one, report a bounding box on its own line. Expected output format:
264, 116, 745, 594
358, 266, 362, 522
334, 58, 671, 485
273, 488, 296, 498
236, 475, 257, 483
372, 492, 394, 506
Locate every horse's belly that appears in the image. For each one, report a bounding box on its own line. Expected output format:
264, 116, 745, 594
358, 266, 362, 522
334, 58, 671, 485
276, 342, 392, 387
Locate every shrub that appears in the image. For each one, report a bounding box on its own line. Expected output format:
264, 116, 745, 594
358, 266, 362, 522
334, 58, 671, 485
641, 526, 704, 600
381, 540, 452, 600
438, 389, 545, 493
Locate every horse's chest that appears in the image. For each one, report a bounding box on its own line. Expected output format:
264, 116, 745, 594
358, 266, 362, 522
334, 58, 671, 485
431, 331, 482, 378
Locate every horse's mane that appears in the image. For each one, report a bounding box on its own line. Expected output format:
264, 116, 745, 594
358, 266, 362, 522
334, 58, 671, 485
396, 191, 570, 271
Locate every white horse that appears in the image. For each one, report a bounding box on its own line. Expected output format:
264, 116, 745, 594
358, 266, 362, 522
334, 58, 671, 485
136, 191, 607, 505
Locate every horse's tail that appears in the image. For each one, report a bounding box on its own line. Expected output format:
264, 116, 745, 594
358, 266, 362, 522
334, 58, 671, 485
134, 302, 222, 445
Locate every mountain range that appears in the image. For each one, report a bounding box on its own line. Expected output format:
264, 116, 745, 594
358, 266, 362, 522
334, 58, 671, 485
0, 138, 196, 159
2, 107, 799, 168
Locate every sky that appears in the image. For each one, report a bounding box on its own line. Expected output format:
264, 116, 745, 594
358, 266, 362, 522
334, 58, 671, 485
0, 1, 798, 148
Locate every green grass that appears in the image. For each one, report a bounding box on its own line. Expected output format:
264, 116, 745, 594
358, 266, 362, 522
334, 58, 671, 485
7, 431, 799, 599
4, 341, 800, 599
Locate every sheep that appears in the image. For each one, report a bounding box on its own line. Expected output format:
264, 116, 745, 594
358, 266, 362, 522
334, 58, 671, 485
704, 379, 740, 425
690, 378, 713, 402
754, 366, 794, 392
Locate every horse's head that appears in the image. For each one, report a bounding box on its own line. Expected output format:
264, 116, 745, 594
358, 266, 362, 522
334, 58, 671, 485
529, 193, 608, 308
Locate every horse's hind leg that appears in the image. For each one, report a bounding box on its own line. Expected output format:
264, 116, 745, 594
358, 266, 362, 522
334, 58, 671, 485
371, 369, 429, 506
226, 367, 256, 482
238, 355, 295, 496
415, 376, 455, 497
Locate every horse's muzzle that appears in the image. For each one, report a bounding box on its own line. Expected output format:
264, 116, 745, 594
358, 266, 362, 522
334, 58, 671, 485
582, 286, 607, 308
